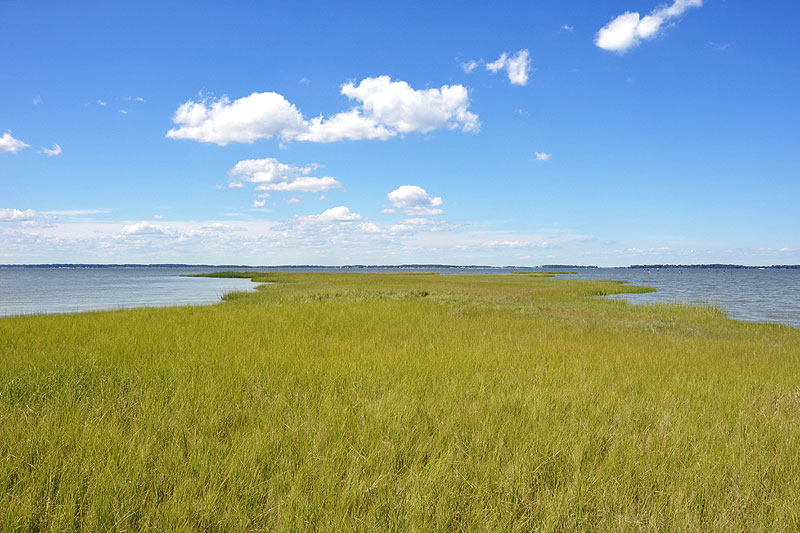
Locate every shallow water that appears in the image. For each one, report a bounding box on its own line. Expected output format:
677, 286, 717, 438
0, 266, 798, 327
564, 268, 800, 328
0, 267, 257, 317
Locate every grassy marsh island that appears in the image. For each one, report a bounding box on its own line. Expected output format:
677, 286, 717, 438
2, 272, 800, 530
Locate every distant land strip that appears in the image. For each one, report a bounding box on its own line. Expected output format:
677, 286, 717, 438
0, 263, 798, 269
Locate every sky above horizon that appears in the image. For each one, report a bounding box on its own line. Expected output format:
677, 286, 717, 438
2, 0, 799, 266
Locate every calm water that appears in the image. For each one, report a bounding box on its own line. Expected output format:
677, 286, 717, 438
0, 266, 798, 328
0, 267, 258, 317
564, 268, 800, 328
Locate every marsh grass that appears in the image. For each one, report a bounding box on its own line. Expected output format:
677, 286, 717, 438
2, 273, 799, 530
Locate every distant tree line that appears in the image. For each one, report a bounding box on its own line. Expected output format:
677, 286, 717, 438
629, 264, 800, 269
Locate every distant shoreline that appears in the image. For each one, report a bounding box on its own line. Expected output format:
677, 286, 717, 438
1, 263, 799, 270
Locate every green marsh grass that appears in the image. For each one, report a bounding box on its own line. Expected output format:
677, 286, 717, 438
2, 273, 799, 530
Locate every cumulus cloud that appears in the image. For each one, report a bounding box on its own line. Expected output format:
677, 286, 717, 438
294, 109, 393, 143
0, 132, 29, 153
308, 206, 363, 222
41, 144, 62, 156
166, 76, 479, 145
534, 152, 552, 161
486, 50, 531, 85
122, 221, 175, 236
595, 0, 702, 53
342, 77, 479, 134
387, 185, 444, 216
166, 92, 307, 145
228, 157, 342, 194
253, 199, 266, 208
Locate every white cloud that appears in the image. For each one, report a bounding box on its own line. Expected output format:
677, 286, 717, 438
228, 157, 342, 195
33, 96, 42, 105
1, 208, 112, 229
166, 92, 306, 145
124, 96, 145, 102
299, 77, 311, 85
285, 197, 301, 204
122, 221, 175, 237
484, 239, 551, 249
0, 208, 38, 221
391, 217, 447, 232
119, 109, 129, 115
400, 218, 441, 225
506, 51, 532, 85
256, 177, 341, 193
485, 53, 508, 73
534, 152, 552, 161
485, 50, 531, 86
295, 109, 393, 142
253, 199, 266, 208
5, 207, 798, 266
561, 25, 574, 32
461, 60, 479, 73
595, 0, 703, 53
42, 209, 110, 216
0, 132, 29, 153
387, 185, 444, 216
200, 222, 246, 233
341, 76, 479, 134
41, 144, 62, 157
308, 206, 362, 222
166, 76, 479, 145
97, 99, 107, 106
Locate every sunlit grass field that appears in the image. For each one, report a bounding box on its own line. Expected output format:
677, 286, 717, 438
2, 272, 799, 530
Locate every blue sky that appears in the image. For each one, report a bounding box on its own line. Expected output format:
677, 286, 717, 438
2, 0, 798, 266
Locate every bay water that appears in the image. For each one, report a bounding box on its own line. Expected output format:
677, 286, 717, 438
0, 266, 798, 328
